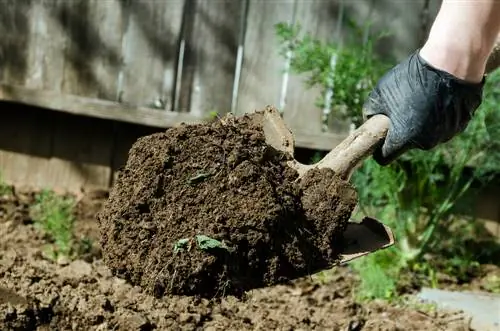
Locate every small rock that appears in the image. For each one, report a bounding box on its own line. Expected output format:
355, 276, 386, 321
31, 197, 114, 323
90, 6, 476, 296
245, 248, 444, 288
178, 312, 201, 324
118, 312, 152, 330
57, 260, 92, 279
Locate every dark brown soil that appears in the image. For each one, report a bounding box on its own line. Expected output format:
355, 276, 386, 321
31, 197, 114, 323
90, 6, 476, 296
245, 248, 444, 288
97, 110, 357, 298
0, 188, 490, 331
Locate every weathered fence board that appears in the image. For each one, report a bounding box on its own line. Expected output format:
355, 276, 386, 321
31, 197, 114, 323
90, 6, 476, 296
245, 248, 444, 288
0, 1, 31, 86
235, 0, 296, 116
25, 1, 68, 91
0, 0, 486, 192
118, 0, 185, 109
0, 105, 50, 188
58, 0, 124, 100
0, 84, 205, 128
48, 114, 114, 192
283, 0, 345, 138
45, 0, 122, 191
178, 0, 243, 116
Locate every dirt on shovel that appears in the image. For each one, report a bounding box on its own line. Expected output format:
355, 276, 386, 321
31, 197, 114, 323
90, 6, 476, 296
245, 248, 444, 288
97, 107, 361, 298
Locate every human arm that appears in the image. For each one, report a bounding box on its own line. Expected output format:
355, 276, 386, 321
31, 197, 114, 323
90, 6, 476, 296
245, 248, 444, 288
363, 0, 500, 165
420, 0, 500, 82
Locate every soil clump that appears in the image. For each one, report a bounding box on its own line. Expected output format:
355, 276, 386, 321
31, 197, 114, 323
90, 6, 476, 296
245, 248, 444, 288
97, 110, 357, 298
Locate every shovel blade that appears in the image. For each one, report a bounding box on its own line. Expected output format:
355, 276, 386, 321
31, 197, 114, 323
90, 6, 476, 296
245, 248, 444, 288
338, 217, 395, 264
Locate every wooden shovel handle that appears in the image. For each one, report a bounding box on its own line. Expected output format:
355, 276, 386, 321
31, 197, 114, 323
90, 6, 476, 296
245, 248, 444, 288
315, 114, 390, 180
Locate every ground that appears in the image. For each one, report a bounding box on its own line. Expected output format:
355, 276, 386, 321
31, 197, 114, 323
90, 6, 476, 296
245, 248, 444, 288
0, 188, 486, 331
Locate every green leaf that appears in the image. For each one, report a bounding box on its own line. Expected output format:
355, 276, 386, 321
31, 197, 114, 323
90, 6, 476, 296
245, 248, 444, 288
195, 235, 227, 251
187, 172, 212, 185
173, 238, 190, 253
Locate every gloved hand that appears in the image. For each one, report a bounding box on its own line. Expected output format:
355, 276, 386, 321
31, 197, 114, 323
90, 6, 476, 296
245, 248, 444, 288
363, 50, 485, 165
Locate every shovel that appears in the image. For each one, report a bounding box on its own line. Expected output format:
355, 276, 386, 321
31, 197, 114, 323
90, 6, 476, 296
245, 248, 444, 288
255, 107, 394, 264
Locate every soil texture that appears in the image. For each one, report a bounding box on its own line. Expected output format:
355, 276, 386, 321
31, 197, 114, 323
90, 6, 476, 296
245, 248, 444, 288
97, 109, 357, 298
0, 190, 475, 330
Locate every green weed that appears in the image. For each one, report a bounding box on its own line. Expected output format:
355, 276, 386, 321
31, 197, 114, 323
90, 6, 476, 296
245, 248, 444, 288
350, 71, 500, 299
30, 189, 76, 260
484, 275, 500, 293
275, 17, 500, 302
275, 21, 392, 127
0, 172, 12, 196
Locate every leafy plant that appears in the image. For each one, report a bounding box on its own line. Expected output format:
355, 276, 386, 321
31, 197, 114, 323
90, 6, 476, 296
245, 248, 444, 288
275, 21, 392, 127
275, 18, 500, 301
0, 172, 12, 196
30, 189, 76, 260
173, 235, 228, 254
350, 69, 500, 300
196, 235, 228, 251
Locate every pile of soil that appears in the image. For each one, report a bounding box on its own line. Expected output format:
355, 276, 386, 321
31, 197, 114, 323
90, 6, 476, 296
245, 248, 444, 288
0, 191, 473, 330
97, 109, 358, 298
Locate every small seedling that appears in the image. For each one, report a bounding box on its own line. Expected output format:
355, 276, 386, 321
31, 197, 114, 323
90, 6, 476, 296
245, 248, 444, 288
484, 275, 500, 293
0, 172, 12, 196
209, 110, 219, 119
29, 189, 76, 260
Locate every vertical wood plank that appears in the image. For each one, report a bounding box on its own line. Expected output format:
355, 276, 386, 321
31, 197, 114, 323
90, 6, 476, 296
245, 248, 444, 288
24, 1, 68, 91
344, 0, 440, 60
0, 1, 126, 193
177, 0, 242, 117
0, 1, 66, 191
0, 0, 31, 86
118, 0, 185, 110
235, 0, 295, 116
0, 103, 52, 190
46, 0, 125, 191
49, 113, 115, 192
0, 102, 118, 193
36, 0, 125, 192
283, 0, 341, 138
59, 0, 125, 100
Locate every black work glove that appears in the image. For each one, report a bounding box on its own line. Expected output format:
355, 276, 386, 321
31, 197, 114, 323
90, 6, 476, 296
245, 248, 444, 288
363, 49, 485, 165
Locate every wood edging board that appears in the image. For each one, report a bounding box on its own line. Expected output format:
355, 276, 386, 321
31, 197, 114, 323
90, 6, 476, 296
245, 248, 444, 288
0, 84, 206, 129
0, 84, 349, 151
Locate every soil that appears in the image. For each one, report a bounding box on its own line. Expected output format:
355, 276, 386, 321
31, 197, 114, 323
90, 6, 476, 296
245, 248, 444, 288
0, 189, 477, 331
97, 109, 357, 298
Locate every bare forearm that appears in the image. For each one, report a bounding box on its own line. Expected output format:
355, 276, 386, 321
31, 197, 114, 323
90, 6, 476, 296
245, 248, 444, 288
420, 0, 500, 82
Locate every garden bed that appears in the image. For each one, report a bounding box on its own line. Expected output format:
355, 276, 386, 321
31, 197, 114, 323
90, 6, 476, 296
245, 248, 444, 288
1, 188, 498, 330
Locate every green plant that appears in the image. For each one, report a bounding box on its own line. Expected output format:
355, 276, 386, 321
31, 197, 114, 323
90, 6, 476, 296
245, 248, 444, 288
173, 235, 229, 254
484, 274, 500, 293
0, 172, 12, 196
352, 249, 400, 301
30, 189, 76, 260
275, 17, 500, 301
275, 21, 392, 127
350, 69, 500, 299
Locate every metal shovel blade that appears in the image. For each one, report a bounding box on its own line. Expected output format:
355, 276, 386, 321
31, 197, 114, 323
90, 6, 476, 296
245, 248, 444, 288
338, 216, 395, 264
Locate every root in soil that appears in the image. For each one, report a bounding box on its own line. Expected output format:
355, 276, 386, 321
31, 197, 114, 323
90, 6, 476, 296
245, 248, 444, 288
97, 109, 358, 298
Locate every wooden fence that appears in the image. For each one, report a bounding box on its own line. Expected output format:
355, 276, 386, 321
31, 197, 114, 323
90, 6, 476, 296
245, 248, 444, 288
0, 0, 443, 193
